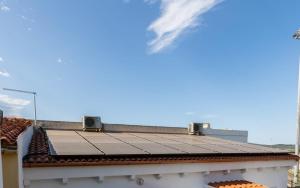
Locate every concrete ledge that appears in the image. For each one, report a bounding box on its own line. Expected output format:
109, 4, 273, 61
37, 120, 248, 141
103, 123, 187, 134
37, 120, 188, 134
37, 120, 82, 131
201, 128, 248, 142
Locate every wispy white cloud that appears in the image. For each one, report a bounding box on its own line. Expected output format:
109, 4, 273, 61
57, 58, 63, 63
0, 94, 30, 106
147, 0, 221, 53
0, 104, 22, 117
0, 4, 10, 12
185, 111, 196, 116
0, 69, 10, 77
19, 14, 36, 31
0, 94, 31, 117
0, 57, 3, 62
20, 15, 35, 23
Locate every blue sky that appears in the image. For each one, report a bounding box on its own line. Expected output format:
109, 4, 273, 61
0, 0, 300, 144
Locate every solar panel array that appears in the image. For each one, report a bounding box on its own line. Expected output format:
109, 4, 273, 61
47, 130, 103, 155
46, 130, 288, 156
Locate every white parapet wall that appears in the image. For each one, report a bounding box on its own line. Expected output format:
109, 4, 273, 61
23, 160, 295, 188
201, 127, 248, 143
17, 126, 33, 188
38, 120, 248, 142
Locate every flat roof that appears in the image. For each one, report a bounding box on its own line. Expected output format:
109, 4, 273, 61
23, 128, 298, 168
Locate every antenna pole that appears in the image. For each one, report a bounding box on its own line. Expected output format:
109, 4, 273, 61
294, 59, 300, 184
297, 59, 300, 156
293, 28, 300, 185
33, 93, 37, 126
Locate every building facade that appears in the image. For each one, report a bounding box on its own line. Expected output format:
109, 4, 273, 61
24, 159, 294, 188
0, 118, 298, 188
0, 118, 32, 188
22, 120, 297, 188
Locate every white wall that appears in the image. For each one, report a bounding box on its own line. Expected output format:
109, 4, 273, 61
17, 126, 33, 188
25, 173, 206, 188
23, 168, 289, 188
24, 160, 295, 188
201, 128, 248, 143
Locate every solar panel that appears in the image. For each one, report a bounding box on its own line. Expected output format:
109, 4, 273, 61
154, 134, 288, 154
107, 133, 183, 154
151, 134, 241, 153
192, 135, 288, 153
131, 133, 215, 154
77, 132, 147, 155
46, 130, 103, 155
47, 130, 288, 156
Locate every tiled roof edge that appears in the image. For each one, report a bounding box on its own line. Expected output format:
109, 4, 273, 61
23, 153, 298, 168
208, 180, 267, 188
1, 117, 32, 146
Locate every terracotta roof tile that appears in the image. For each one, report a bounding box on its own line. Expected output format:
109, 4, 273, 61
208, 180, 267, 188
23, 128, 299, 168
0, 117, 32, 146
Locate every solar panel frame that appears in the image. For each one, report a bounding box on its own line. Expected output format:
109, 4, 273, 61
46, 130, 289, 156
189, 135, 289, 153
46, 130, 104, 155
77, 132, 148, 155
107, 133, 184, 154
153, 133, 289, 154
131, 133, 217, 154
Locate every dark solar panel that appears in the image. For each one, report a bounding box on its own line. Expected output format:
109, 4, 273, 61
46, 130, 289, 156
